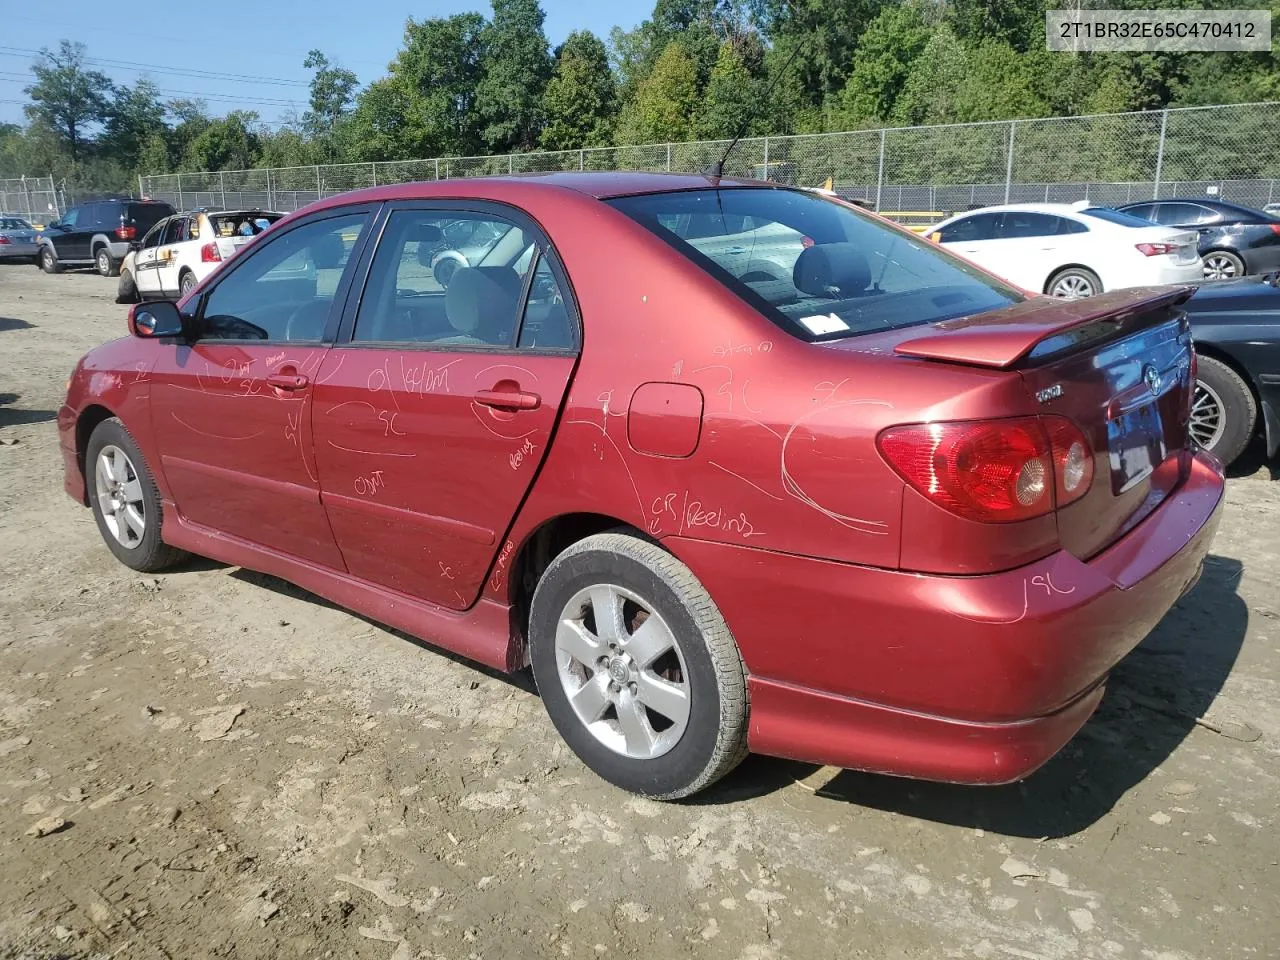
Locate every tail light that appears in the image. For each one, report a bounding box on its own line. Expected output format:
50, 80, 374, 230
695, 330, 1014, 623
115, 224, 136, 240
1269, 224, 1280, 235
1135, 242, 1177, 256
200, 243, 222, 263
801, 236, 815, 249
0, 235, 10, 245
877, 416, 1094, 523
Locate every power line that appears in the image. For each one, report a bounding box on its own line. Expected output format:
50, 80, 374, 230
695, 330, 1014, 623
0, 46, 312, 87
0, 75, 305, 108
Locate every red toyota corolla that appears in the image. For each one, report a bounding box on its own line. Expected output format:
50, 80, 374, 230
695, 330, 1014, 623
58, 173, 1224, 799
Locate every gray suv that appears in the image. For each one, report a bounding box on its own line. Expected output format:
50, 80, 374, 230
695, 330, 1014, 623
37, 198, 176, 277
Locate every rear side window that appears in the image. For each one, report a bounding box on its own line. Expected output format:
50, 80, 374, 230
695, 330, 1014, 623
210, 212, 283, 238
0, 217, 32, 229
996, 212, 1063, 239
129, 203, 175, 232
609, 188, 1020, 341
1123, 203, 1157, 221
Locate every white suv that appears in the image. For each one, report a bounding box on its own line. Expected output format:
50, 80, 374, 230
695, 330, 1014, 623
117, 208, 284, 302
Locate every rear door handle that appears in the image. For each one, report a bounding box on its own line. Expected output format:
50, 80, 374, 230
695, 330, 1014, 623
474, 389, 541, 411
267, 373, 309, 391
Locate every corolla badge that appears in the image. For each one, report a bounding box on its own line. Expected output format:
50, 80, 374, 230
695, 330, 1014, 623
1143, 364, 1162, 396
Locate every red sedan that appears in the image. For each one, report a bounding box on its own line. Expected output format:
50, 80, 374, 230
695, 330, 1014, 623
58, 173, 1224, 799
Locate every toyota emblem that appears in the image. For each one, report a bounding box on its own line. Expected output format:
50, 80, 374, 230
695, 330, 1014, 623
1143, 364, 1161, 396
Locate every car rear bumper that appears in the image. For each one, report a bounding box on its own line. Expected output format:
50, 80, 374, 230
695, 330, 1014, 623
0, 242, 38, 258
1144, 260, 1204, 285
667, 450, 1225, 784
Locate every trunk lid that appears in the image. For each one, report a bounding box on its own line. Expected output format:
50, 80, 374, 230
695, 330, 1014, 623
894, 286, 1197, 562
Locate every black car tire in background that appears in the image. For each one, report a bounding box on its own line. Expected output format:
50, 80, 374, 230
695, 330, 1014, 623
95, 246, 120, 277
116, 269, 139, 304
1193, 354, 1257, 464
1203, 249, 1246, 281
39, 247, 60, 273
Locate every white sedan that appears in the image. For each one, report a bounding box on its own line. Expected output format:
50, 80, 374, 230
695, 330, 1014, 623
926, 202, 1202, 298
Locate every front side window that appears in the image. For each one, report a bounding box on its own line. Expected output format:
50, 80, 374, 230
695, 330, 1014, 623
60, 207, 80, 229
161, 218, 187, 245
353, 209, 532, 346
200, 213, 368, 342
610, 189, 1020, 341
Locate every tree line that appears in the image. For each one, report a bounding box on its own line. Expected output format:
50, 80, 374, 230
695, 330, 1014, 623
2, 0, 1278, 195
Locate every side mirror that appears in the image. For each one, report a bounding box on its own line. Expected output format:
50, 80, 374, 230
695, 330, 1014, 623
129, 301, 185, 339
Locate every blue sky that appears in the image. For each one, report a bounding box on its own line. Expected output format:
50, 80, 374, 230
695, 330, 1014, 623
0, 1, 649, 127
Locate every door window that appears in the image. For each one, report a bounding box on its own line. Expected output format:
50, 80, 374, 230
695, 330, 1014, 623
995, 212, 1063, 239
200, 213, 368, 342
162, 218, 188, 245
60, 207, 80, 229
1154, 203, 1202, 225
936, 213, 1000, 243
140, 220, 167, 249
353, 209, 532, 347
1124, 203, 1157, 222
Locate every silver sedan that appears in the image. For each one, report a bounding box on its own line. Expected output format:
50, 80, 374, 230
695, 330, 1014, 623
0, 215, 40, 262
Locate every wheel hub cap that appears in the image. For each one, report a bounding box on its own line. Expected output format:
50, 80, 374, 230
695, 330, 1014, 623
606, 657, 630, 683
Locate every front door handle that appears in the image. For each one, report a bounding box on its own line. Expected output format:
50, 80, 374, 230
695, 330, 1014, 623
474, 388, 540, 411
267, 373, 309, 391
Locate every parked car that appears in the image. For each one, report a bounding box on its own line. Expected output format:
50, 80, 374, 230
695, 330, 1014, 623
1183, 270, 1280, 464
37, 198, 176, 276
1265, 202, 1280, 216
1116, 198, 1280, 281
116, 208, 285, 302
0, 215, 40, 262
58, 173, 1223, 799
926, 203, 1201, 298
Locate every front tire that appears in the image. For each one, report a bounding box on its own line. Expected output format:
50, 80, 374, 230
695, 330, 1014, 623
86, 418, 188, 572
529, 532, 748, 799
1191, 354, 1256, 464
40, 247, 60, 273
1202, 249, 1245, 281
1046, 266, 1102, 299
96, 246, 119, 277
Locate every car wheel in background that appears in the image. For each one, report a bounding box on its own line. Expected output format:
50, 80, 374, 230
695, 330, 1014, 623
95, 247, 119, 277
1202, 250, 1245, 281
179, 270, 197, 298
86, 418, 188, 572
1046, 266, 1101, 299
1191, 355, 1256, 464
40, 247, 60, 273
116, 270, 139, 304
528, 531, 749, 799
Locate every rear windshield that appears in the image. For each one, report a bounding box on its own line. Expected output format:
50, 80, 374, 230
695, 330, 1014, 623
0, 217, 33, 230
128, 202, 175, 229
210, 211, 285, 238
1080, 207, 1158, 228
607, 188, 1021, 340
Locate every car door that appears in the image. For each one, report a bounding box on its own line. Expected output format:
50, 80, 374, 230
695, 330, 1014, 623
934, 212, 1005, 274
132, 217, 170, 297
311, 204, 579, 610
993, 211, 1084, 290
147, 208, 375, 566
53, 205, 90, 260
154, 216, 191, 297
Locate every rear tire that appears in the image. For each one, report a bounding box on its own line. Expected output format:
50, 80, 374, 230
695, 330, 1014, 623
179, 269, 197, 298
1046, 266, 1102, 299
96, 246, 120, 277
40, 247, 60, 273
1191, 354, 1256, 465
1202, 249, 1245, 281
116, 269, 139, 304
528, 531, 749, 800
86, 418, 188, 572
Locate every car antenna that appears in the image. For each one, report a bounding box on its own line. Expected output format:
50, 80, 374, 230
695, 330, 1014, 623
704, 14, 805, 180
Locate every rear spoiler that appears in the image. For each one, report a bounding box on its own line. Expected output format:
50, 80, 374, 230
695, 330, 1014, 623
893, 286, 1197, 369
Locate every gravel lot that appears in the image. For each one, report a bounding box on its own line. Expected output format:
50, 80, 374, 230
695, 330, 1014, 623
1, 263, 1277, 960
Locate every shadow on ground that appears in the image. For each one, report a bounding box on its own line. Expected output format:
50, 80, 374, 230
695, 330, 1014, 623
708, 554, 1248, 837
0, 317, 35, 333
0, 392, 56, 427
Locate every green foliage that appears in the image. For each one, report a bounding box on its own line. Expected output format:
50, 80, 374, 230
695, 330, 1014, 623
101, 80, 166, 162
181, 111, 261, 172
615, 41, 699, 145
476, 0, 553, 151
836, 1, 933, 125
695, 42, 764, 140
541, 31, 617, 150
302, 50, 358, 161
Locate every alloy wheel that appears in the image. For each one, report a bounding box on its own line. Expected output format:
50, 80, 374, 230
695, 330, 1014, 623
554, 583, 691, 760
97, 249, 110, 275
1202, 254, 1239, 281
1050, 274, 1095, 299
94, 444, 146, 548
1189, 380, 1226, 451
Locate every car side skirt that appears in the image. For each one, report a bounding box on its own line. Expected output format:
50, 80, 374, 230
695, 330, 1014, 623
161, 502, 519, 672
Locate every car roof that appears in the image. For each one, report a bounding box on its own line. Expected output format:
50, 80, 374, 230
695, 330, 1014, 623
307, 171, 767, 211
947, 203, 1091, 217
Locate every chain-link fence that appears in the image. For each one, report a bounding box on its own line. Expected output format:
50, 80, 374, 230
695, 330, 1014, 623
140, 101, 1280, 222
0, 176, 63, 224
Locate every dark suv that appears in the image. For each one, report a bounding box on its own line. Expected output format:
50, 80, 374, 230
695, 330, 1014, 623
37, 198, 176, 277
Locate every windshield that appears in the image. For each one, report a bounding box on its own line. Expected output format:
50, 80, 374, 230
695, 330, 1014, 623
1080, 207, 1159, 228
607, 188, 1021, 341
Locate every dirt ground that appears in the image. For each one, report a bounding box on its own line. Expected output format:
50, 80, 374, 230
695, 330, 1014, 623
1, 264, 1277, 960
